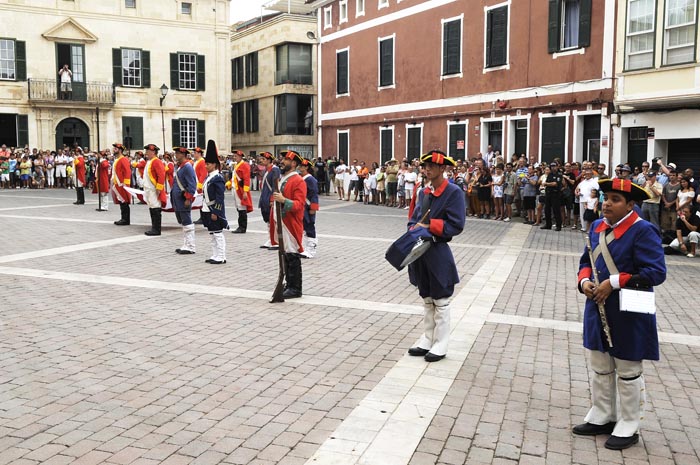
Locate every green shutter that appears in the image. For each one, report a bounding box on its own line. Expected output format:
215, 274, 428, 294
122, 117, 144, 151
142, 50, 151, 88
172, 119, 180, 148
113, 48, 122, 86
15, 41, 26, 81
251, 52, 258, 86
579, 0, 592, 48
17, 115, 29, 146
196, 54, 205, 91
380, 38, 393, 87
487, 6, 508, 67
196, 120, 206, 147
337, 50, 348, 94
170, 53, 178, 90
548, 0, 561, 53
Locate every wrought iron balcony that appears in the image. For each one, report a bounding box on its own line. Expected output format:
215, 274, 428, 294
28, 79, 115, 104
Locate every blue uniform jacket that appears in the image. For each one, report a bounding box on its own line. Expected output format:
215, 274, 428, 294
202, 172, 228, 232
259, 165, 281, 217
171, 162, 197, 211
407, 180, 465, 299
578, 213, 666, 361
303, 174, 319, 235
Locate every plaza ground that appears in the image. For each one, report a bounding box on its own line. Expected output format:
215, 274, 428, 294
0, 189, 699, 465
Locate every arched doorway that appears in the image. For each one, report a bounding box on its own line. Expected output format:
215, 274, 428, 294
56, 118, 89, 151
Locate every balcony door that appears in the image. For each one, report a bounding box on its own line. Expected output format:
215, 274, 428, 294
56, 43, 86, 101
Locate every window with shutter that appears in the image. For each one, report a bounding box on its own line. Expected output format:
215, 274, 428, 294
246, 100, 259, 133
122, 117, 144, 151
232, 57, 244, 90
379, 36, 394, 87
548, 0, 591, 53
336, 49, 349, 95
407, 126, 422, 159
245, 52, 258, 87
380, 127, 393, 165
232, 103, 245, 134
0, 39, 17, 80
486, 5, 508, 68
338, 130, 349, 164
442, 18, 461, 76
17, 115, 29, 147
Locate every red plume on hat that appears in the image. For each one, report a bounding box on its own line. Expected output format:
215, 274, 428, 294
204, 140, 219, 165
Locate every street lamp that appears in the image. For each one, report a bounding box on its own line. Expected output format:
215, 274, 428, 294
159, 84, 169, 150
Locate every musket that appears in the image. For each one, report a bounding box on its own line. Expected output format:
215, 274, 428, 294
270, 179, 286, 303
584, 235, 613, 347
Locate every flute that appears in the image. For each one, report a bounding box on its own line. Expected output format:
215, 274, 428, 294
584, 235, 613, 347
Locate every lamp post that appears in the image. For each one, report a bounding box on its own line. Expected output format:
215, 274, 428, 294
159, 84, 169, 151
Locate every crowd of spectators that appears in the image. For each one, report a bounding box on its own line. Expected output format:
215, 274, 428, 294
2, 143, 698, 257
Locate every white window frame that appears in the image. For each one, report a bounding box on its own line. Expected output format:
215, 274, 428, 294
377, 33, 396, 90
337, 129, 350, 164
0, 39, 15, 81
379, 125, 395, 163
405, 123, 424, 159
572, 109, 602, 163
324, 6, 333, 30
180, 119, 197, 149
446, 120, 468, 160
178, 52, 197, 91
441, 14, 464, 80
560, 0, 581, 51
662, 0, 697, 65
336, 47, 350, 97
506, 114, 531, 159
378, 0, 389, 10
121, 48, 142, 87
483, 1, 511, 73
625, 0, 656, 70
538, 111, 570, 165
339, 0, 349, 23
181, 2, 192, 14
356, 0, 365, 17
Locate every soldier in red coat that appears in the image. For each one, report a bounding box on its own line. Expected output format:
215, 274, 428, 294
143, 143, 167, 236
111, 143, 132, 225
229, 150, 253, 233
271, 150, 307, 298
72, 150, 86, 205
93, 150, 111, 211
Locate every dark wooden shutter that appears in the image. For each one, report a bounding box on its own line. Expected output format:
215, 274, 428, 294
17, 115, 28, 146
197, 120, 206, 147
196, 54, 205, 91
141, 50, 150, 88
337, 50, 348, 94
487, 6, 508, 67
407, 127, 421, 158
443, 20, 461, 75
380, 38, 393, 87
579, 0, 592, 48
170, 53, 178, 90
112, 48, 122, 86
339, 132, 349, 164
251, 52, 258, 86
172, 119, 180, 148
15, 41, 26, 81
548, 0, 561, 53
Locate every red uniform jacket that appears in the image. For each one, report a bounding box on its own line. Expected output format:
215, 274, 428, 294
92, 159, 111, 194
234, 160, 254, 212
74, 155, 86, 186
194, 158, 207, 193
146, 157, 167, 206
270, 172, 307, 253
165, 161, 174, 191
112, 155, 132, 203
135, 158, 146, 177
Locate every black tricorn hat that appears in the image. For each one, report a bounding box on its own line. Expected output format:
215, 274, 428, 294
144, 143, 160, 152
204, 140, 219, 165
598, 178, 649, 203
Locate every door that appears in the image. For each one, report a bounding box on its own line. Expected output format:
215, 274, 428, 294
514, 119, 528, 156
56, 118, 89, 151
583, 115, 601, 162
488, 121, 503, 153
668, 139, 700, 175
627, 127, 648, 170
541, 116, 566, 164
56, 43, 86, 101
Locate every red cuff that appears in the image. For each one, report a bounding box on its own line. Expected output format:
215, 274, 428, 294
578, 267, 592, 283
310, 202, 320, 211
619, 272, 632, 288
429, 218, 444, 236
184, 192, 194, 201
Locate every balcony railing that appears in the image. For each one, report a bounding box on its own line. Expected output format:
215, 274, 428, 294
28, 79, 115, 104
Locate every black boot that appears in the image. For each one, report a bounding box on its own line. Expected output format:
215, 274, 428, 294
232, 210, 247, 233
282, 253, 302, 298
145, 208, 161, 236
73, 187, 84, 204
114, 203, 130, 225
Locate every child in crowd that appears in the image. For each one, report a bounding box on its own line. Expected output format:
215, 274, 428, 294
363, 173, 371, 205
397, 169, 406, 209
583, 188, 599, 232
368, 169, 378, 205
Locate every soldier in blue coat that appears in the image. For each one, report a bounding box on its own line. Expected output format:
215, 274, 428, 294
258, 151, 281, 249
574, 178, 666, 450
299, 158, 320, 258
171, 147, 198, 255
201, 140, 228, 264
406, 151, 465, 362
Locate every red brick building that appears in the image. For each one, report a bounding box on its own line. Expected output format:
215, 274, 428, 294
309, 0, 616, 166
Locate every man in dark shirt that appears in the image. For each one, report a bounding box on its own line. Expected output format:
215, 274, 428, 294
541, 162, 563, 231
314, 156, 327, 195
669, 205, 700, 257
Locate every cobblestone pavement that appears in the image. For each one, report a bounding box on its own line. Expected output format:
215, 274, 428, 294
0, 189, 698, 465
